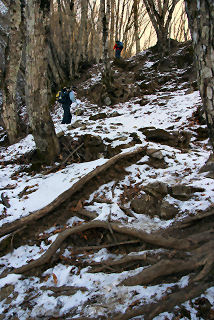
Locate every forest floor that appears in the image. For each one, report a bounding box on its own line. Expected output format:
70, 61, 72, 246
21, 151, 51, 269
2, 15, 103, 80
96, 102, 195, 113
1, 41, 214, 319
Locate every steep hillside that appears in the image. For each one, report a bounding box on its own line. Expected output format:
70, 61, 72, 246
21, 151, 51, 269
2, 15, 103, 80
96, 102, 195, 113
0, 42, 214, 320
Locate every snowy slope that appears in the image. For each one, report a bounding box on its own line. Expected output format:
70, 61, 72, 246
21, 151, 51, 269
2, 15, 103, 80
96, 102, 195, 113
0, 44, 213, 319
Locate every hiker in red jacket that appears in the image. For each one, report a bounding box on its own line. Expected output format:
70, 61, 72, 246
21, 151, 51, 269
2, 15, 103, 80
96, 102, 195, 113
113, 41, 123, 58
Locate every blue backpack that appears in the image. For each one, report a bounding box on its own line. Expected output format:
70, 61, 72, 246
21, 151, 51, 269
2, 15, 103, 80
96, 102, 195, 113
56, 89, 71, 104
116, 41, 123, 50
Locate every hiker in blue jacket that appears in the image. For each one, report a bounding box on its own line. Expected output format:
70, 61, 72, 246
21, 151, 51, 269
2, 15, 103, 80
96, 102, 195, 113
113, 40, 123, 58
57, 87, 74, 124
56, 86, 78, 124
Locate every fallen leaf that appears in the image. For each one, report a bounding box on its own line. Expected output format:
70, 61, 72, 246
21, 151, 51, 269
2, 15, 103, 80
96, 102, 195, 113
52, 273, 58, 285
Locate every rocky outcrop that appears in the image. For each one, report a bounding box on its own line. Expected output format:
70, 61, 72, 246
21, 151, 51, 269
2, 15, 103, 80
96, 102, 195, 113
130, 181, 205, 220
139, 127, 192, 149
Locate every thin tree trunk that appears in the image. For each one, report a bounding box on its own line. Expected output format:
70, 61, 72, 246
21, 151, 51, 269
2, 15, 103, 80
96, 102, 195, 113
109, 0, 115, 58
25, 0, 60, 163
81, 0, 88, 61
101, 0, 113, 90
133, 0, 140, 53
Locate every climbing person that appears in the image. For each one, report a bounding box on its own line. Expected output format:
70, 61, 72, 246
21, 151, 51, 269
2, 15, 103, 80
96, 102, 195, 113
56, 87, 72, 124
113, 40, 123, 58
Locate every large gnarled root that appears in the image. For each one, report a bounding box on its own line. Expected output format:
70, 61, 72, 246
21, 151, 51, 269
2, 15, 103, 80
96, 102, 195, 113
12, 221, 194, 274
0, 146, 145, 238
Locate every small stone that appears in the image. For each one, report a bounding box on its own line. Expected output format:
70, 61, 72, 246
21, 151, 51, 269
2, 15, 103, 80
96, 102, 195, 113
160, 200, 179, 220
104, 96, 111, 106
80, 124, 87, 130
147, 148, 164, 160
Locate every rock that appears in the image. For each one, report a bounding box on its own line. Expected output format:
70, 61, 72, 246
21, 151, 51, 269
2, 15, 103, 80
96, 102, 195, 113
146, 148, 164, 160
144, 148, 167, 169
143, 181, 168, 199
129, 132, 142, 144
194, 127, 209, 141
160, 200, 179, 220
75, 108, 84, 116
67, 121, 82, 129
83, 134, 102, 146
81, 134, 105, 161
104, 96, 112, 106
130, 194, 160, 217
109, 111, 120, 117
139, 98, 148, 106
80, 124, 87, 130
170, 184, 205, 200
89, 113, 108, 120
139, 128, 192, 148
0, 285, 14, 301
118, 136, 127, 141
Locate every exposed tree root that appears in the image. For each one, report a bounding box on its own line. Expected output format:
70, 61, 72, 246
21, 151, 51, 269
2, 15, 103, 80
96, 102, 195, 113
0, 146, 145, 237
73, 239, 140, 253
2, 212, 214, 319
177, 208, 214, 228
10, 220, 212, 275
40, 285, 88, 297
120, 240, 214, 286
120, 257, 201, 286
89, 253, 155, 273
1, 145, 214, 319
115, 281, 213, 320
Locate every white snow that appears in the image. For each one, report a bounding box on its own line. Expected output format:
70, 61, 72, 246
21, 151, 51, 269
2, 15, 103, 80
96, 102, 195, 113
0, 0, 7, 14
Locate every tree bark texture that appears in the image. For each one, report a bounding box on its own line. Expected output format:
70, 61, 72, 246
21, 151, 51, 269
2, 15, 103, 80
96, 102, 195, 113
25, 0, 60, 163
101, 0, 113, 91
1, 0, 24, 144
185, 0, 214, 149
80, 0, 89, 61
109, 0, 115, 58
133, 0, 140, 53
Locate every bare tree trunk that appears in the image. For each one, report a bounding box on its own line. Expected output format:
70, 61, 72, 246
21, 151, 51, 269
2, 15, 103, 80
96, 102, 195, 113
133, 0, 140, 53
185, 0, 214, 149
1, 0, 24, 144
68, 0, 76, 79
109, 0, 115, 58
25, 0, 60, 163
81, 0, 89, 61
101, 0, 113, 91
88, 1, 97, 61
